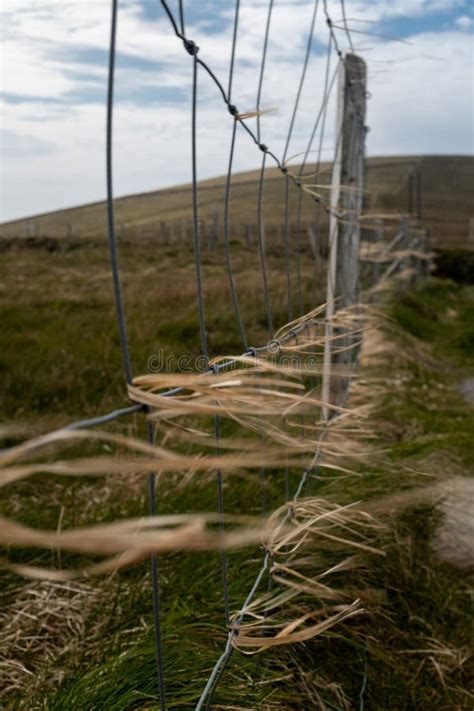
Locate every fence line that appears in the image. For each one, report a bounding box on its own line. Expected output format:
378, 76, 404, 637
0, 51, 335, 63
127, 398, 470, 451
1, 1, 434, 708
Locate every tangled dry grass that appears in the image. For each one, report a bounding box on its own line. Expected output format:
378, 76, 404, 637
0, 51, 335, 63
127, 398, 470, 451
0, 579, 98, 702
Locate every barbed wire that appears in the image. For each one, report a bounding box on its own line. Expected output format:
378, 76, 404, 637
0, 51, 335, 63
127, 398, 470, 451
157, 0, 350, 224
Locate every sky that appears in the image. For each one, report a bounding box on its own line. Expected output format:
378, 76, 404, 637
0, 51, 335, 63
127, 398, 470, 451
0, 0, 473, 222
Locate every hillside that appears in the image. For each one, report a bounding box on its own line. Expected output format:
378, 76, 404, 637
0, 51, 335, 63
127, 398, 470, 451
1, 155, 473, 248
1, 149, 473, 708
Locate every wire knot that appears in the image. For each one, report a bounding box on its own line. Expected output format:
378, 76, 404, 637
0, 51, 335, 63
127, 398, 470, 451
281, 166, 288, 174
183, 38, 199, 56
268, 338, 281, 353
228, 104, 238, 116
247, 347, 257, 358
259, 143, 267, 153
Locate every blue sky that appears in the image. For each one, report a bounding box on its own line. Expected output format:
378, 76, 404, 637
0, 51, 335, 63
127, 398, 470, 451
1, 0, 473, 222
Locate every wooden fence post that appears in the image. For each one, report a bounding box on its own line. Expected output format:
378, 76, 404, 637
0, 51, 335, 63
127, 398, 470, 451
321, 53, 367, 416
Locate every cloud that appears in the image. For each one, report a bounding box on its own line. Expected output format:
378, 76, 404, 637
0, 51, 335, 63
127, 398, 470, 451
455, 15, 472, 29
1, 0, 473, 221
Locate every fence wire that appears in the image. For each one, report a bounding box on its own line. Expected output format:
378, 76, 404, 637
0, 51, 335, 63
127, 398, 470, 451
3, 1, 433, 705
1, 1, 406, 709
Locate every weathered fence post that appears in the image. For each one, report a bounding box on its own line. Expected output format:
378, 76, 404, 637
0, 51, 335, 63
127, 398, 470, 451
321, 53, 367, 417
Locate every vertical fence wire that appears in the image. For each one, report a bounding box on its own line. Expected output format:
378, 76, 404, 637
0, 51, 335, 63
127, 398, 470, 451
281, 0, 320, 165
224, 122, 249, 349
313, 39, 337, 229
227, 0, 240, 99
295, 36, 337, 313
214, 413, 230, 627
281, 0, 320, 319
340, 0, 355, 53
283, 175, 293, 322
147, 423, 167, 711
289, 47, 319, 312
299, 35, 337, 177
190, 57, 209, 361
107, 0, 166, 706
223, 1, 248, 351
257, 152, 274, 338
189, 46, 231, 636
106, 0, 133, 385
255, 0, 275, 339
256, 0, 274, 143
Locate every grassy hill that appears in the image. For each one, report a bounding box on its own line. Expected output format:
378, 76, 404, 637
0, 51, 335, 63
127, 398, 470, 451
1, 152, 473, 708
1, 155, 473, 248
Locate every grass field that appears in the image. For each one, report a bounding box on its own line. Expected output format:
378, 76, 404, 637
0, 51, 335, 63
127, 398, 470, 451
1, 155, 473, 708
1, 224, 473, 707
1, 155, 473, 248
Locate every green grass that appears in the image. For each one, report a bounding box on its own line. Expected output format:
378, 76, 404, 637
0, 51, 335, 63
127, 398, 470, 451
1, 246, 473, 709
387, 280, 474, 466
0, 242, 316, 420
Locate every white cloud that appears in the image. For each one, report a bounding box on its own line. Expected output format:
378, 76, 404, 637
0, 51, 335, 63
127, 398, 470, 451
1, 0, 473, 221
455, 14, 472, 29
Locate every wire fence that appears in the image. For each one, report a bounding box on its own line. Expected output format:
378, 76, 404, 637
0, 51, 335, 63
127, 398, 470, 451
1, 1, 433, 708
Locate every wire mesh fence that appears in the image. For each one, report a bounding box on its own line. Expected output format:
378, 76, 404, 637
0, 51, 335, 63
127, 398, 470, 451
0, 1, 433, 708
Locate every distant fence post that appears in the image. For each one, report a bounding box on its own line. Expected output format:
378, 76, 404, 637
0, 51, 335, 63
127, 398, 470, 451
373, 217, 384, 285
408, 168, 422, 222
211, 203, 219, 249
322, 53, 367, 417
244, 224, 252, 248
181, 218, 187, 244
307, 223, 320, 264
416, 169, 422, 222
